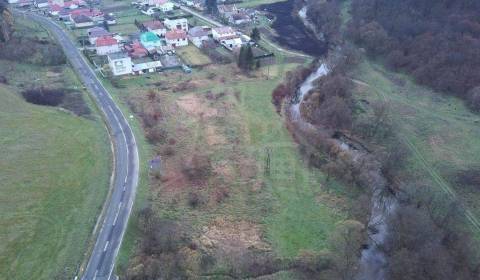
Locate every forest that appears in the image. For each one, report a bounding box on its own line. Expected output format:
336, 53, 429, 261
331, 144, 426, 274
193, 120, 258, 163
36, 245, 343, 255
348, 0, 480, 110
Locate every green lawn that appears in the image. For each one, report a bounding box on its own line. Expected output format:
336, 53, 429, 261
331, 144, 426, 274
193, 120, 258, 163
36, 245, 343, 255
0, 17, 111, 279
177, 45, 212, 66
352, 60, 480, 234
0, 71, 110, 279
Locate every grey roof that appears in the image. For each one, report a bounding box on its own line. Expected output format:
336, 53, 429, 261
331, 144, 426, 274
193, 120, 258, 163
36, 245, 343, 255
88, 26, 110, 38
188, 26, 209, 37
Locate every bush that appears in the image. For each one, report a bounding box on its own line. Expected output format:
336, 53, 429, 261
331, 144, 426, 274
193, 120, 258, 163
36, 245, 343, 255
21, 88, 65, 106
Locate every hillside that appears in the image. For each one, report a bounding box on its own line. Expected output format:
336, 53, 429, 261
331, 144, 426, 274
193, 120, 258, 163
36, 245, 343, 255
0, 19, 111, 279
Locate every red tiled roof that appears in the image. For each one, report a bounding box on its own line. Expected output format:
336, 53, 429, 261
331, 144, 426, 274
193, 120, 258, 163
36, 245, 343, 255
96, 36, 118, 47
165, 30, 187, 40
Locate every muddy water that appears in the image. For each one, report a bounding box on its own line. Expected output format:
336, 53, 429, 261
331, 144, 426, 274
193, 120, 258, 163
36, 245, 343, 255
259, 0, 327, 56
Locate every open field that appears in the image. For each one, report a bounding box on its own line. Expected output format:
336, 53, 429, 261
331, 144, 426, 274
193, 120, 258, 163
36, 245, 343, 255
110, 50, 355, 278
0, 18, 111, 279
0, 63, 110, 279
176, 45, 212, 66
351, 60, 480, 234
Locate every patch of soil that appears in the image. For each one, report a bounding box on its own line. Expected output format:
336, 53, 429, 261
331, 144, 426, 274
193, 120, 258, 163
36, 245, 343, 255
212, 160, 235, 182
198, 218, 270, 253
206, 125, 227, 146
177, 94, 217, 118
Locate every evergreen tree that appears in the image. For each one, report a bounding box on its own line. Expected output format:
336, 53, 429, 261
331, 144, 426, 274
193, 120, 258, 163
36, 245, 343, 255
250, 27, 260, 41
237, 45, 255, 72
205, 0, 217, 14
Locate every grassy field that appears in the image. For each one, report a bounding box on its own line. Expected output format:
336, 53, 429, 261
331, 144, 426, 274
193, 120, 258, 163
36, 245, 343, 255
0, 19, 111, 280
0, 65, 110, 279
351, 60, 480, 234
177, 45, 212, 66
109, 48, 353, 276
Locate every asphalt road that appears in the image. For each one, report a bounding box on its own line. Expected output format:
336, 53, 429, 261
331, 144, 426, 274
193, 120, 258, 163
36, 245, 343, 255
21, 12, 140, 280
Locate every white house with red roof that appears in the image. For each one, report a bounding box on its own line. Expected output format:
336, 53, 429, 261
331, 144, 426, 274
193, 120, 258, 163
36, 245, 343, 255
165, 30, 188, 48
96, 36, 120, 55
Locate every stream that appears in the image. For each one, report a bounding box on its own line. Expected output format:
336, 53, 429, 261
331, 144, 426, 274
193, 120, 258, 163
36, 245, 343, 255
288, 5, 399, 280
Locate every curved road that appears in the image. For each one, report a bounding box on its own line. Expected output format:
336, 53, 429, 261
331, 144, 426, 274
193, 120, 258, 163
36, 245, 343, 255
22, 12, 140, 280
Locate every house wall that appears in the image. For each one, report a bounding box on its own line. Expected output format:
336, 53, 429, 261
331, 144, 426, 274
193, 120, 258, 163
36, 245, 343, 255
166, 37, 188, 47
97, 44, 120, 55
75, 21, 95, 28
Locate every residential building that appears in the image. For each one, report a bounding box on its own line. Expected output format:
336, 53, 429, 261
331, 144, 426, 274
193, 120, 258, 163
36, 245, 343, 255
71, 14, 94, 28
104, 14, 117, 25
140, 31, 162, 50
164, 18, 188, 31
188, 26, 210, 48
165, 29, 188, 47
142, 20, 167, 37
95, 36, 120, 55
217, 4, 237, 18
157, 1, 174, 12
212, 26, 235, 41
87, 26, 111, 44
229, 12, 250, 25
108, 52, 132, 76
132, 57, 163, 74
34, 0, 50, 8
125, 41, 149, 58
220, 36, 242, 51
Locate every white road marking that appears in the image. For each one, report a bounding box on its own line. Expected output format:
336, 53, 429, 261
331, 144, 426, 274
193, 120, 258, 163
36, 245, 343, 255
104, 241, 109, 252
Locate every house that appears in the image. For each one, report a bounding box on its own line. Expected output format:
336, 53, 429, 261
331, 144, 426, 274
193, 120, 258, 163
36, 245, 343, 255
108, 52, 132, 76
217, 4, 237, 18
212, 26, 235, 41
34, 0, 50, 8
165, 29, 188, 47
229, 12, 250, 25
72, 14, 94, 28
8, 0, 20, 4
70, 8, 104, 22
164, 18, 188, 31
132, 57, 163, 74
140, 6, 157, 16
104, 14, 117, 25
157, 1, 174, 12
125, 41, 149, 58
188, 26, 210, 48
142, 20, 167, 37
140, 0, 165, 6
49, 4, 63, 16
192, 0, 204, 11
87, 26, 111, 44
140, 31, 162, 50
219, 36, 242, 51
95, 36, 120, 55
